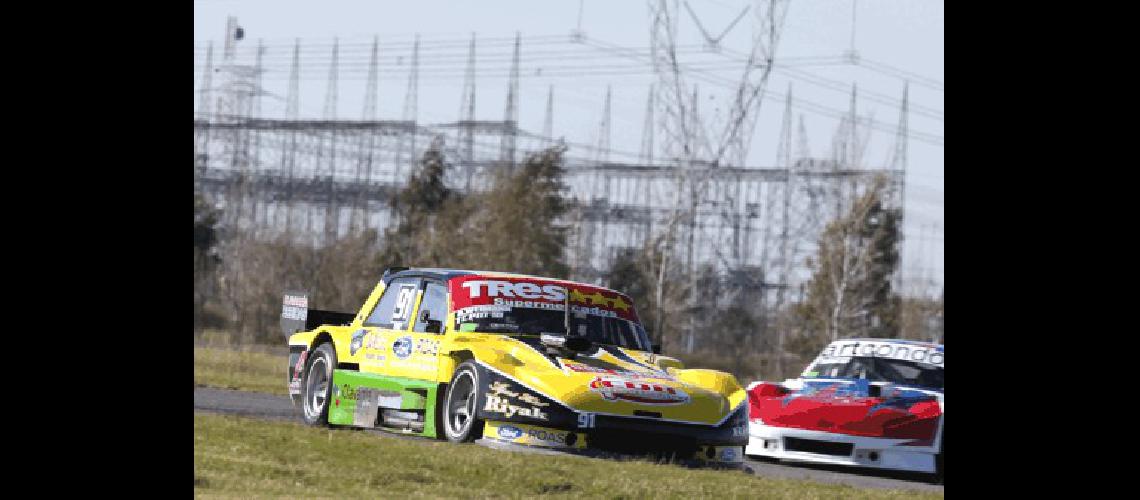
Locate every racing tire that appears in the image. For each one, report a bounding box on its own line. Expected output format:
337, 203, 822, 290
441, 360, 485, 443
300, 343, 337, 427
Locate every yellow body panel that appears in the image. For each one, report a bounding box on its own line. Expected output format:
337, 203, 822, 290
287, 273, 745, 426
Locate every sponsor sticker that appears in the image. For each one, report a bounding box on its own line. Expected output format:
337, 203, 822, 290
414, 338, 439, 357
449, 275, 640, 322
720, 447, 741, 462
350, 329, 367, 356
588, 376, 690, 405
281, 305, 307, 321
483, 381, 550, 420
820, 340, 944, 367
392, 336, 413, 359
498, 425, 523, 439
488, 422, 578, 448
282, 294, 309, 308
561, 360, 675, 381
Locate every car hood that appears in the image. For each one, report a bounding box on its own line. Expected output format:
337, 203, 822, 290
454, 334, 743, 426
749, 378, 942, 442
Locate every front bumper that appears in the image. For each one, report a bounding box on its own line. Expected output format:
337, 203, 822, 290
481, 420, 745, 467
744, 420, 937, 474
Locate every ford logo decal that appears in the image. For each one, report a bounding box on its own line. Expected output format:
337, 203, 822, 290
392, 336, 413, 359
498, 425, 523, 439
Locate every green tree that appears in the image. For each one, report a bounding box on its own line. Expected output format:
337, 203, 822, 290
462, 146, 570, 278
793, 175, 901, 356
194, 194, 221, 334
378, 136, 456, 268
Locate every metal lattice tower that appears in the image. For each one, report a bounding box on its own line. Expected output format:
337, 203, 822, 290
890, 82, 909, 291
281, 39, 301, 236
500, 33, 521, 166
398, 35, 420, 183
595, 85, 612, 164
774, 82, 794, 376
459, 33, 477, 168
322, 38, 341, 244
353, 36, 381, 233
248, 39, 265, 236
639, 84, 655, 165
194, 26, 918, 346
195, 41, 214, 180
543, 85, 554, 144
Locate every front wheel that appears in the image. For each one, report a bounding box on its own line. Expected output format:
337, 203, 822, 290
301, 343, 337, 426
441, 360, 484, 442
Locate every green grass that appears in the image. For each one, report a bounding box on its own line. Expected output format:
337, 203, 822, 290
195, 346, 288, 396
194, 413, 941, 499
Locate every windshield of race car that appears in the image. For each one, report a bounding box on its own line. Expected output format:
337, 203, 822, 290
803, 356, 944, 391
448, 275, 651, 351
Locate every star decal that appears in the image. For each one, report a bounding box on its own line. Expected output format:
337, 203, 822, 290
609, 296, 631, 311
569, 288, 591, 304
587, 291, 610, 306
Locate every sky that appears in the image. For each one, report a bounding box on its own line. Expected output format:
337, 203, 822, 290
194, 0, 944, 293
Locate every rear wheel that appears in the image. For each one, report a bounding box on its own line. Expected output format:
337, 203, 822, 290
301, 343, 337, 426
442, 361, 484, 442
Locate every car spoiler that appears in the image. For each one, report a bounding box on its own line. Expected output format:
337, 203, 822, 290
281, 290, 355, 338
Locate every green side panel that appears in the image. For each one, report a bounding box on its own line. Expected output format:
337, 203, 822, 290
327, 370, 439, 438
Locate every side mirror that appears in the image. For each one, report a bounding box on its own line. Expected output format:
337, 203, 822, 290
652, 343, 662, 354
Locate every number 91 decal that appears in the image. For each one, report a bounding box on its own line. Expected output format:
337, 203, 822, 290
390, 284, 418, 324
577, 412, 596, 429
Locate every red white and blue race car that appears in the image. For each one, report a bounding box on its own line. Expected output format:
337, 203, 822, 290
744, 339, 944, 476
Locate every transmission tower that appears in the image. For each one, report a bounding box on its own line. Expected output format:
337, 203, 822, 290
595, 85, 612, 164
322, 38, 340, 244
195, 41, 214, 179
398, 35, 420, 183
890, 82, 909, 291
459, 33, 477, 169
639, 84, 655, 165
774, 82, 794, 377
282, 39, 301, 237
543, 85, 554, 143
354, 36, 381, 234
249, 39, 265, 237
500, 33, 520, 166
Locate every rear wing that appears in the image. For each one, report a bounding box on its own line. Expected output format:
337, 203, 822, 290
281, 290, 356, 338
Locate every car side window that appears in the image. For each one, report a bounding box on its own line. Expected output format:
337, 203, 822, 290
364, 277, 420, 329
413, 281, 448, 334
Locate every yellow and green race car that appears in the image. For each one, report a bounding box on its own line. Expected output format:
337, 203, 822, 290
284, 267, 749, 465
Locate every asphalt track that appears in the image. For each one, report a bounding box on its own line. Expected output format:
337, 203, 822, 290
194, 386, 944, 493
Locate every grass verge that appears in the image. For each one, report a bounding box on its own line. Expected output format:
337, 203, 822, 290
194, 413, 941, 499
194, 346, 288, 396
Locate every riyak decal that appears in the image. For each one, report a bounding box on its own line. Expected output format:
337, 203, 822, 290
483, 381, 550, 420
588, 376, 690, 405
